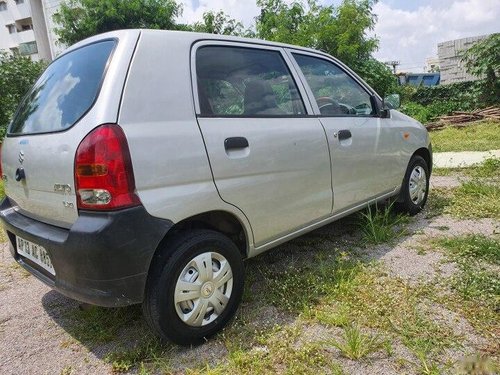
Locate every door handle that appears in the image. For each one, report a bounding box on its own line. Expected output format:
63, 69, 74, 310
224, 137, 249, 150
338, 130, 352, 141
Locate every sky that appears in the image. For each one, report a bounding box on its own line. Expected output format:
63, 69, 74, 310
178, 0, 500, 73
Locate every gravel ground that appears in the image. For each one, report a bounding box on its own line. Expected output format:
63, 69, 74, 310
0, 174, 498, 374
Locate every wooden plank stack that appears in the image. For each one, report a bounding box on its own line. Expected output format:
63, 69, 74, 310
426, 106, 500, 131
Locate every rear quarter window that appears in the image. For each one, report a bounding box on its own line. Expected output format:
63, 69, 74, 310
8, 40, 116, 136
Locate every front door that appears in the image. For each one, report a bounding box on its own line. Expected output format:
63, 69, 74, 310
193, 43, 332, 246
289, 52, 400, 212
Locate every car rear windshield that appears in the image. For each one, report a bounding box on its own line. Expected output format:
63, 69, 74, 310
8, 40, 116, 136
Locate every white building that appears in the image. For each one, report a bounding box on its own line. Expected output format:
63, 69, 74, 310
0, 0, 63, 61
438, 35, 488, 85
424, 56, 440, 73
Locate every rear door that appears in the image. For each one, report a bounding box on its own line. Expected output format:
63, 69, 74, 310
193, 42, 332, 246
288, 51, 401, 212
1, 38, 127, 228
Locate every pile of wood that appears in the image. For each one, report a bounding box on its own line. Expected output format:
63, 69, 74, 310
426, 106, 500, 131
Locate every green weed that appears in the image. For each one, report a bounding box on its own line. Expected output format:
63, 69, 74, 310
430, 121, 500, 152
467, 157, 500, 179
199, 324, 335, 375
425, 188, 453, 218
446, 181, 500, 219
328, 324, 385, 360
105, 335, 171, 374
435, 235, 500, 265
359, 204, 409, 244
65, 305, 142, 344
433, 235, 500, 336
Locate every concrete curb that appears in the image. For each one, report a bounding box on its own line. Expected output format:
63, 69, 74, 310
433, 150, 500, 168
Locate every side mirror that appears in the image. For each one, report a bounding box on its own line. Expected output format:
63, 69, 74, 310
383, 94, 401, 109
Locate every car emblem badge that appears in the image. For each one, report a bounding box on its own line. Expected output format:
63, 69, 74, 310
18, 151, 24, 164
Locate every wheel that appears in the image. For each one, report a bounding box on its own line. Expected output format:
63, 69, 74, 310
396, 155, 430, 215
142, 229, 244, 345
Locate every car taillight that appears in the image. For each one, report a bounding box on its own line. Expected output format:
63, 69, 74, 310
75, 124, 140, 211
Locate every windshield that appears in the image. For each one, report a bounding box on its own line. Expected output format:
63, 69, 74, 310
8, 40, 116, 136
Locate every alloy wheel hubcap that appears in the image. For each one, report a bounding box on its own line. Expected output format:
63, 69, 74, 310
408, 166, 427, 205
174, 252, 233, 327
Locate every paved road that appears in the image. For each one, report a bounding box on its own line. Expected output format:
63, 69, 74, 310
433, 149, 500, 168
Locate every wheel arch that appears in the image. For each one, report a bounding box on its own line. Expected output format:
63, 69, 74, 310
412, 147, 432, 175
152, 210, 249, 262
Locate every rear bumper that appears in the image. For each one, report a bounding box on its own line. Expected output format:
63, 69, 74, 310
0, 198, 172, 307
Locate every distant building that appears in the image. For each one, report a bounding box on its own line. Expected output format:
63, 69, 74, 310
0, 0, 63, 61
438, 34, 489, 85
397, 72, 440, 87
425, 57, 440, 73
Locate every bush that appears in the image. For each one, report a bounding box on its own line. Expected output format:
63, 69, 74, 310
398, 79, 499, 123
400, 101, 465, 123
0, 52, 46, 139
409, 81, 488, 110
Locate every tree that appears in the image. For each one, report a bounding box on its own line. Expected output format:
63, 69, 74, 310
256, 0, 379, 67
255, 0, 392, 94
462, 33, 500, 104
191, 11, 244, 36
0, 53, 46, 139
53, 0, 183, 45
355, 58, 397, 97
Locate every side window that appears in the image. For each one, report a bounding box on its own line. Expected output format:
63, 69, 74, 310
196, 46, 306, 117
293, 53, 374, 116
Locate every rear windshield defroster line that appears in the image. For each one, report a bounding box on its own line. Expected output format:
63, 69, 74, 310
8, 40, 117, 136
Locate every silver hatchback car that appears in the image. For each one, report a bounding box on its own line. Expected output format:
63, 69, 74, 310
0, 30, 431, 345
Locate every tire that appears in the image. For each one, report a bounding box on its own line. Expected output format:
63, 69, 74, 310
396, 155, 430, 215
142, 229, 244, 345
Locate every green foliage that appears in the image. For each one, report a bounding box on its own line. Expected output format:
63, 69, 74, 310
400, 101, 463, 123
328, 324, 385, 360
399, 80, 499, 123
436, 235, 499, 266
354, 58, 397, 97
409, 80, 487, 109
468, 157, 500, 178
462, 33, 500, 104
435, 235, 500, 309
65, 305, 142, 344
0, 52, 46, 139
430, 121, 500, 152
191, 10, 245, 36
359, 204, 408, 244
447, 181, 500, 219
53, 0, 184, 45
255, 0, 391, 94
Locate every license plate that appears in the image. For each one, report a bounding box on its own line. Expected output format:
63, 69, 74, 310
16, 236, 55, 276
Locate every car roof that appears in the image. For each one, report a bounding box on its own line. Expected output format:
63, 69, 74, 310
64, 29, 333, 59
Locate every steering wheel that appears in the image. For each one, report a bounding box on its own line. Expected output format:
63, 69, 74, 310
316, 97, 353, 115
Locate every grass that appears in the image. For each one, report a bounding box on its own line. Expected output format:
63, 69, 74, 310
427, 158, 500, 219
430, 120, 500, 152
64, 305, 142, 344
307, 264, 462, 365
328, 324, 385, 360
433, 235, 500, 338
424, 187, 453, 218
105, 335, 171, 373
467, 157, 500, 178
358, 204, 409, 244
435, 235, 500, 265
434, 235, 500, 302
447, 181, 500, 219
